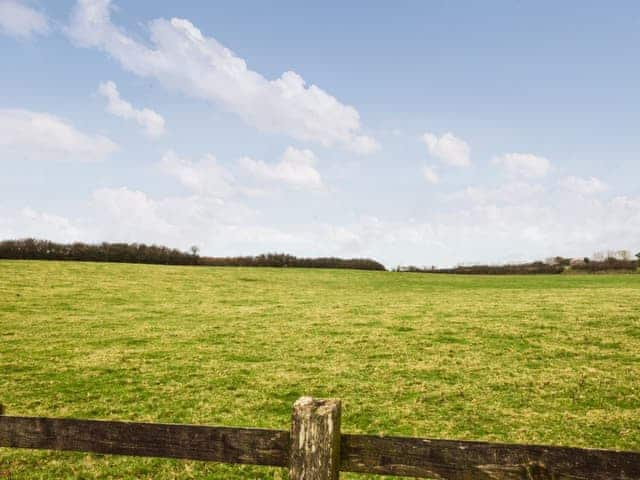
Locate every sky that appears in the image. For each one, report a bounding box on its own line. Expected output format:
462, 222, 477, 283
1, 0, 639, 267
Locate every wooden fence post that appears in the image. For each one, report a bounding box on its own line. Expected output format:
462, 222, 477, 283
289, 396, 341, 480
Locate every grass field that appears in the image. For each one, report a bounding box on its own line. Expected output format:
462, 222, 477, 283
1, 260, 639, 479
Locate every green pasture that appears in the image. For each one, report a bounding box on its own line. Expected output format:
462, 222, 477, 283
1, 260, 639, 478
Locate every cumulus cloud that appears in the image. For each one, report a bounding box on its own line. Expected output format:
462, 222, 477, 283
422, 165, 439, 184
0, 108, 118, 162
86, 187, 280, 249
238, 146, 324, 190
159, 150, 235, 197
422, 132, 470, 167
0, 0, 49, 38
66, 0, 377, 152
90, 187, 178, 240
491, 153, 550, 178
98, 81, 165, 137
0, 207, 83, 242
560, 175, 608, 195
159, 147, 325, 197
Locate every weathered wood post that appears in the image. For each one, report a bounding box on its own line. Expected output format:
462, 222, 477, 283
289, 396, 341, 480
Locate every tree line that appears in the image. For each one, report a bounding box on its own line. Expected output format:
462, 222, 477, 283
398, 261, 565, 275
200, 253, 385, 270
397, 253, 639, 275
0, 239, 198, 265
571, 257, 639, 273
0, 239, 386, 271
3, 238, 637, 274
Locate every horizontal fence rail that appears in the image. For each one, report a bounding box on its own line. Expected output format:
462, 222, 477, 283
0, 416, 290, 467
340, 434, 640, 479
1, 398, 639, 479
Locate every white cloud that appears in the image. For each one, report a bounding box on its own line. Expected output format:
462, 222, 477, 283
159, 147, 324, 197
98, 81, 165, 137
87, 187, 278, 249
66, 0, 377, 153
0, 0, 49, 38
159, 150, 235, 197
89, 187, 250, 244
0, 108, 118, 162
560, 175, 608, 195
90, 187, 177, 240
422, 132, 470, 167
448, 181, 544, 205
0, 207, 82, 241
348, 135, 380, 155
491, 153, 550, 178
238, 146, 324, 190
422, 165, 439, 184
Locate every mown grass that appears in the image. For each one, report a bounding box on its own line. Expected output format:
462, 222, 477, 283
1, 260, 639, 479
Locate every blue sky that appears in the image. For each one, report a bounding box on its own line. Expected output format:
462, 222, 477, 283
1, 0, 639, 267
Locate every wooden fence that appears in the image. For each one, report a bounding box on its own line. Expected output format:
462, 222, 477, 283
1, 398, 639, 479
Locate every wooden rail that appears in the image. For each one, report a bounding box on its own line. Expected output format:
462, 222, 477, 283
1, 398, 639, 479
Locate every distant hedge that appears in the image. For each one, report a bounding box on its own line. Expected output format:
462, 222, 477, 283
0, 239, 386, 271
200, 253, 385, 270
400, 262, 565, 275
571, 258, 638, 272
399, 258, 639, 275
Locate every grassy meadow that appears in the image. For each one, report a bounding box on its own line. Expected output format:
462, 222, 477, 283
1, 260, 639, 479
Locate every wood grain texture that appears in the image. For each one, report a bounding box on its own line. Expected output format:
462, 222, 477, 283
2, 412, 640, 479
340, 433, 640, 479
0, 416, 290, 467
290, 397, 342, 480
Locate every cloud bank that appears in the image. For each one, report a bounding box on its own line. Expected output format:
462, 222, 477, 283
4, 172, 638, 268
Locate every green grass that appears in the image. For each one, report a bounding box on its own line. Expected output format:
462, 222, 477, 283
1, 260, 639, 479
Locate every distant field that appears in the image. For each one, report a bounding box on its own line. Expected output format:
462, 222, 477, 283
1, 260, 639, 479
